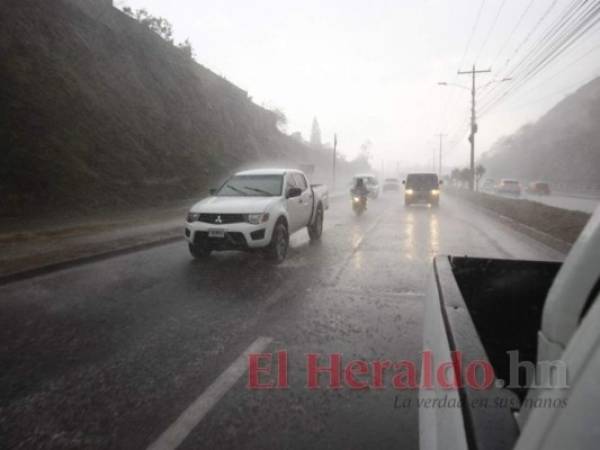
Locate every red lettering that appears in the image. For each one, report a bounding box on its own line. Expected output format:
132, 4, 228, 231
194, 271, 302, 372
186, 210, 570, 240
276, 350, 289, 388
247, 353, 274, 389
437, 351, 463, 389
345, 360, 370, 390
371, 360, 392, 389
306, 353, 342, 389
392, 360, 418, 389
466, 360, 494, 390
421, 350, 433, 389
452, 351, 464, 388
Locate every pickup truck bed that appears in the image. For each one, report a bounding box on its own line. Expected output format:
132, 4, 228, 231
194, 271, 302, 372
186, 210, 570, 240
422, 207, 600, 450
422, 256, 561, 450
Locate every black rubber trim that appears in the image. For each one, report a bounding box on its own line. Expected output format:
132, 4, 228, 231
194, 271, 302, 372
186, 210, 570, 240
579, 276, 600, 323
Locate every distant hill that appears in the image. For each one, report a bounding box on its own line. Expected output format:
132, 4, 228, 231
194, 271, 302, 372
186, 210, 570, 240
481, 76, 600, 192
0, 0, 362, 217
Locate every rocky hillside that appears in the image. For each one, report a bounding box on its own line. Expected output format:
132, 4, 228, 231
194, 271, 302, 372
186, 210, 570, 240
0, 0, 355, 218
481, 76, 600, 192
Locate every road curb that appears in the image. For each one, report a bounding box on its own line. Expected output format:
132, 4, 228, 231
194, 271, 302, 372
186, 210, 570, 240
447, 192, 571, 254
0, 233, 183, 286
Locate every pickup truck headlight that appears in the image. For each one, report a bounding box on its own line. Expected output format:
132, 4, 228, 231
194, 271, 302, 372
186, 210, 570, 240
187, 212, 201, 222
431, 189, 440, 195
246, 213, 270, 225
405, 189, 414, 195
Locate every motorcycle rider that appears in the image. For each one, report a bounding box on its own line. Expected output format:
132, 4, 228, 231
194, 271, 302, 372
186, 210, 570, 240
351, 177, 369, 209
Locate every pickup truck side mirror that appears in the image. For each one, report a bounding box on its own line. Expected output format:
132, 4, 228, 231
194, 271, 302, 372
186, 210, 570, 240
209, 188, 217, 195
402, 180, 406, 185
286, 187, 302, 199
439, 180, 444, 185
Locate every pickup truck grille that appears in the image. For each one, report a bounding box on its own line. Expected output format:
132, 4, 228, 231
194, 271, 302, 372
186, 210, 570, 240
197, 213, 245, 224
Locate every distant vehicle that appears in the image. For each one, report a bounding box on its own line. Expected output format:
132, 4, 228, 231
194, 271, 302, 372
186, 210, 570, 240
352, 174, 380, 199
383, 178, 401, 192
185, 169, 328, 263
481, 178, 496, 191
403, 173, 441, 207
526, 181, 551, 196
351, 194, 367, 215
495, 178, 522, 196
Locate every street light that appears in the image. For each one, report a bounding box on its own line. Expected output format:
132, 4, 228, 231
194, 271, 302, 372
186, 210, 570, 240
437, 81, 470, 90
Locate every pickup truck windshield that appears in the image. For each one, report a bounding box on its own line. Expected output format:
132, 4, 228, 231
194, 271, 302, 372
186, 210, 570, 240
406, 174, 438, 189
216, 175, 283, 197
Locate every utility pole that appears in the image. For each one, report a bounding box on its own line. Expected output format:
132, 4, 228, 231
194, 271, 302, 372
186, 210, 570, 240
332, 134, 337, 192
458, 65, 491, 191
434, 133, 446, 179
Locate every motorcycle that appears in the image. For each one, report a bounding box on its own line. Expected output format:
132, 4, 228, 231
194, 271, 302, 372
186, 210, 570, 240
352, 194, 367, 215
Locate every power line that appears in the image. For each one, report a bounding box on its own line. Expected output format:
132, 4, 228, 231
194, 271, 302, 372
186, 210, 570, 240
478, 0, 565, 104
509, 73, 600, 111
479, 0, 600, 116
439, 0, 487, 133
485, 0, 560, 89
475, 0, 508, 64
503, 43, 600, 107
459, 0, 488, 67
482, 7, 600, 115
489, 0, 537, 68
483, 41, 600, 114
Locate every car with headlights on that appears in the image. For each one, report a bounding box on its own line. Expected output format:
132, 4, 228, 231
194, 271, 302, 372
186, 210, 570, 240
185, 169, 328, 263
403, 173, 441, 207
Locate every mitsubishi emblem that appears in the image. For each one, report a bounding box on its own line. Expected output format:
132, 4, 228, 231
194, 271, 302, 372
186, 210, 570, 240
215, 215, 223, 224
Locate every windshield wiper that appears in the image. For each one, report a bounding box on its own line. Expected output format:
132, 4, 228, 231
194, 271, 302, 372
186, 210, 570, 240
223, 185, 248, 196
243, 186, 274, 196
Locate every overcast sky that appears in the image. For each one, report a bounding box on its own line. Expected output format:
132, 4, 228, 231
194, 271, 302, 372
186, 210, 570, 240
118, 0, 600, 174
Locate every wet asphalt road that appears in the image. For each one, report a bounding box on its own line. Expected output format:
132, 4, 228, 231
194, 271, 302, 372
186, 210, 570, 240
0, 192, 564, 450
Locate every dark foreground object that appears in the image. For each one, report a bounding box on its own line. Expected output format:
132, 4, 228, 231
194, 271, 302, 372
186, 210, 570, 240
426, 256, 561, 450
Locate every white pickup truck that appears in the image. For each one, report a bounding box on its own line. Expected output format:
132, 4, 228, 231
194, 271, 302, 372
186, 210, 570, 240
184, 169, 329, 263
420, 206, 600, 450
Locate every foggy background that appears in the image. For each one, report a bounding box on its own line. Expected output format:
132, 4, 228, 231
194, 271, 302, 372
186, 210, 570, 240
117, 0, 600, 174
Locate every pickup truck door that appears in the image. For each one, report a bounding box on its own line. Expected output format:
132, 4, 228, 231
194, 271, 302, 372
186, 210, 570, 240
285, 174, 304, 233
293, 173, 313, 228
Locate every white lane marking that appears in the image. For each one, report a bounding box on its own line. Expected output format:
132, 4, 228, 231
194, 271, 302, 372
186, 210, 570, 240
147, 336, 273, 450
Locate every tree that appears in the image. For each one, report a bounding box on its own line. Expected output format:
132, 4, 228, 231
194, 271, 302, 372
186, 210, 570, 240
359, 139, 372, 161
122, 5, 195, 61
348, 140, 373, 172
272, 108, 287, 132
475, 164, 486, 191
450, 168, 461, 185
458, 168, 471, 188
310, 117, 322, 148
122, 7, 174, 43
177, 39, 194, 59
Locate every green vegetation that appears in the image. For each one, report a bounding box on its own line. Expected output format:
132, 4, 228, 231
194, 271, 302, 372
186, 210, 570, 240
0, 1, 360, 218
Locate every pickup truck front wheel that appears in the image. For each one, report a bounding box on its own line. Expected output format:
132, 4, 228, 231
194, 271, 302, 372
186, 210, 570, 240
265, 222, 289, 263
308, 205, 323, 241
189, 243, 212, 258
